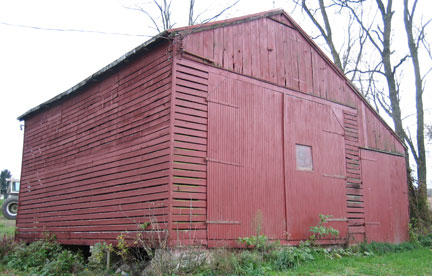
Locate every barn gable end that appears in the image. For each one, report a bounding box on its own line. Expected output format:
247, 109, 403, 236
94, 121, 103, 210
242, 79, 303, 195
17, 10, 409, 247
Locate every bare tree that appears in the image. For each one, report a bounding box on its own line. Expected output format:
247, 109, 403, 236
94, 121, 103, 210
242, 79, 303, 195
128, 0, 239, 33
403, 0, 429, 216
294, 0, 431, 223
127, 0, 174, 33
188, 0, 240, 25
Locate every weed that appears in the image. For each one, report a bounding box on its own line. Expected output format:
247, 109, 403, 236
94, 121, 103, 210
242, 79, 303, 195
308, 214, 340, 245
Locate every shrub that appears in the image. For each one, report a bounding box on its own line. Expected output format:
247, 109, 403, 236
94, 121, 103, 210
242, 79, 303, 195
418, 233, 432, 248
3, 235, 83, 275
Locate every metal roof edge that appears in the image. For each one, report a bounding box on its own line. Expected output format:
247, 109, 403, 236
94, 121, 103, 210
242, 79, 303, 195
17, 30, 170, 121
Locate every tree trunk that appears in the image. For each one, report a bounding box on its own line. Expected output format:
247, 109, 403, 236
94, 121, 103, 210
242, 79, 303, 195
403, 0, 428, 221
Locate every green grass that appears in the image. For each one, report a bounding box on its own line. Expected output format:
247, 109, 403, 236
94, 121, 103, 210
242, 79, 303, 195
277, 248, 432, 276
0, 199, 15, 237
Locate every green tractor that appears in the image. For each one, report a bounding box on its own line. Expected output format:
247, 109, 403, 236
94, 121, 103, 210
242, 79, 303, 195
2, 178, 19, 220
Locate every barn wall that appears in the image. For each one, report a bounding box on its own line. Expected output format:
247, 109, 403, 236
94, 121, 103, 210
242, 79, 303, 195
201, 62, 359, 246
17, 41, 174, 245
181, 15, 405, 155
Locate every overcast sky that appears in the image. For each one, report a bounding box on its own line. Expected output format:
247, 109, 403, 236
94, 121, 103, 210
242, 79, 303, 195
0, 0, 430, 187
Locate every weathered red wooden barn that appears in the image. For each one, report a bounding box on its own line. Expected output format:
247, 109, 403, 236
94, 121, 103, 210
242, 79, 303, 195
17, 10, 409, 247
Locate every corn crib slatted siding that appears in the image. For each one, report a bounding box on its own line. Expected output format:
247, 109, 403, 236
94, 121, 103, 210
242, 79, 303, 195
171, 58, 209, 245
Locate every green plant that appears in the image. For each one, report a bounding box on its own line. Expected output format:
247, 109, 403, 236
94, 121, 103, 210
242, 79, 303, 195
0, 234, 16, 260
88, 242, 113, 272
308, 214, 340, 245
418, 233, 432, 248
3, 235, 83, 275
266, 246, 315, 270
238, 235, 269, 250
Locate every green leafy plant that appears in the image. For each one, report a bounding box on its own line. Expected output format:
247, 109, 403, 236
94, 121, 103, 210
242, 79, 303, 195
3, 234, 83, 275
308, 214, 340, 245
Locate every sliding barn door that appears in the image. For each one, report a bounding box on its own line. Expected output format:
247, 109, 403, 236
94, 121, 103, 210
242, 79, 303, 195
283, 95, 348, 241
361, 149, 409, 243
207, 75, 287, 244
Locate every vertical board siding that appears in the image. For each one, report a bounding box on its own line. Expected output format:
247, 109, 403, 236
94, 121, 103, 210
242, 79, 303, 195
358, 101, 405, 154
284, 96, 348, 242
17, 42, 173, 245
361, 149, 409, 243
181, 14, 404, 157
207, 73, 286, 244
172, 58, 209, 245
182, 16, 354, 107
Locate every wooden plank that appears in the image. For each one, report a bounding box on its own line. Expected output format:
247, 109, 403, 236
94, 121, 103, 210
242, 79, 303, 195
275, 21, 286, 87
267, 19, 277, 84
175, 106, 207, 118
174, 133, 207, 145
213, 27, 224, 67
173, 141, 206, 152
242, 20, 252, 76
232, 23, 243, 73
177, 65, 208, 80
173, 185, 206, 194
175, 119, 207, 131
176, 71, 208, 86
175, 98, 207, 112
250, 19, 261, 78
176, 79, 207, 92
175, 113, 207, 125
174, 126, 207, 138
223, 26, 233, 71
173, 176, 206, 186
175, 85, 208, 98
19, 192, 170, 215
259, 18, 269, 80
173, 155, 206, 165
19, 200, 168, 220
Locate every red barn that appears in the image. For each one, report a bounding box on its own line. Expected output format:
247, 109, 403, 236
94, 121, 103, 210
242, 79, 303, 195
17, 10, 409, 247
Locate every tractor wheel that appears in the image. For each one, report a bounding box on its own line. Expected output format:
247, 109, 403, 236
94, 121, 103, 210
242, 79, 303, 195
2, 196, 18, 220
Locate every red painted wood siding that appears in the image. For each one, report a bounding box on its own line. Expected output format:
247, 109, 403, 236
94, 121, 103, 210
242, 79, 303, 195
171, 57, 209, 245
181, 14, 404, 156
17, 41, 173, 245
182, 17, 355, 107
361, 149, 409, 243
284, 95, 348, 241
207, 73, 287, 245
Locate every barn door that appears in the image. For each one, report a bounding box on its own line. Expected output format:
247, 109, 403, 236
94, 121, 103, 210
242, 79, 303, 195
361, 149, 409, 243
207, 75, 287, 244
283, 95, 348, 241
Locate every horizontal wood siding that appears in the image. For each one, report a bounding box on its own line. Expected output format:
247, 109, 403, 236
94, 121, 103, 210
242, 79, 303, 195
343, 111, 365, 243
17, 41, 173, 245
171, 58, 208, 246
